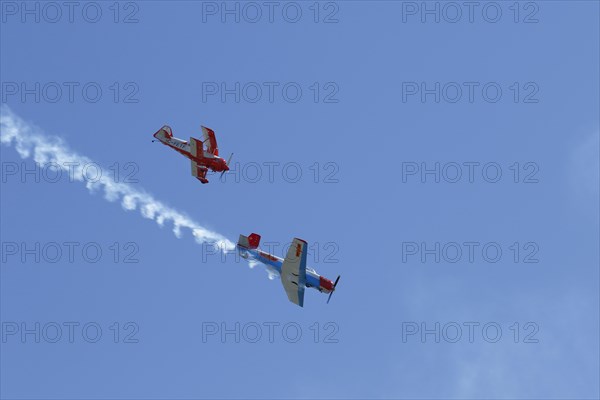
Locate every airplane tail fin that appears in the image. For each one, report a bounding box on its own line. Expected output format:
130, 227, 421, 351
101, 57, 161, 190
153, 125, 173, 140
238, 233, 261, 249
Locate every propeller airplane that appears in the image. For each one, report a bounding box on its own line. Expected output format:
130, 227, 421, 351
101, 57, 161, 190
237, 233, 340, 307
152, 125, 232, 184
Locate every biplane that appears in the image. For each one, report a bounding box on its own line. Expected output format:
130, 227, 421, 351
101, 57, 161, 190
153, 125, 232, 184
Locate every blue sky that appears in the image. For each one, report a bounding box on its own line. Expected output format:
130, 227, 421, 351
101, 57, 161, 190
1, 1, 599, 399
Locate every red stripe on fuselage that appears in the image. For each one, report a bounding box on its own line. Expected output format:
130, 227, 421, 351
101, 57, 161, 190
259, 251, 280, 262
168, 145, 191, 158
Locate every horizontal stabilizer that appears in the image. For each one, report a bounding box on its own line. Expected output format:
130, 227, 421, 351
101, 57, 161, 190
238, 233, 261, 249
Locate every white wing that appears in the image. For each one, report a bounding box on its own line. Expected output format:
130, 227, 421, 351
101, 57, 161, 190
280, 238, 308, 307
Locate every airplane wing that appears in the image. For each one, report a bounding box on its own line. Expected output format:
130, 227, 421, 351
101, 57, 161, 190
280, 238, 308, 307
201, 126, 219, 156
191, 160, 208, 184
189, 137, 203, 158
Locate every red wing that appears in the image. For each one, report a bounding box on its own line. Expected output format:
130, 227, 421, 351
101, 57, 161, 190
201, 126, 219, 156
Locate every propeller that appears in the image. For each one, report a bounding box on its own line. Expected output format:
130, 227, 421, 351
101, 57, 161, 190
326, 275, 341, 304
220, 153, 234, 180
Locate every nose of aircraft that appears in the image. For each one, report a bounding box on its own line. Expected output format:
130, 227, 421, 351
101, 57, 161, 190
319, 276, 335, 292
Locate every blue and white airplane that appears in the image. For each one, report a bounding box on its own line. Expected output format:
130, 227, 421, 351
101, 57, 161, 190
237, 233, 340, 307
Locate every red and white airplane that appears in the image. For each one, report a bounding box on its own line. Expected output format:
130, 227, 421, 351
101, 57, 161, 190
152, 125, 232, 184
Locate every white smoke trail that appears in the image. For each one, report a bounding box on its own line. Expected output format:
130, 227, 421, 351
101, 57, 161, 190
0, 106, 235, 252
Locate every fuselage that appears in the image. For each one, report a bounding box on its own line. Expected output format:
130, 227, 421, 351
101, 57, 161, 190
155, 134, 228, 172
237, 244, 335, 293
